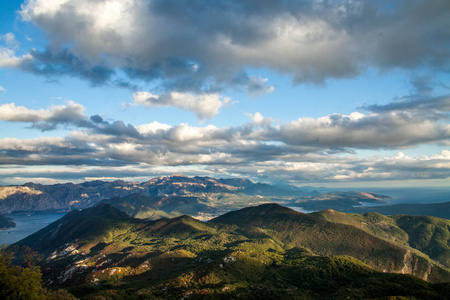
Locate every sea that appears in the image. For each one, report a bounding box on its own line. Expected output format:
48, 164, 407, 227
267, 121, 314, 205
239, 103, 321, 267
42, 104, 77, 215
0, 212, 67, 245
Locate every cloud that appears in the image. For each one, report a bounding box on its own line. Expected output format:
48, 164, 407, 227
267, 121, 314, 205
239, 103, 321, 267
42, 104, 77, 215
1, 33, 19, 50
364, 92, 450, 112
22, 48, 115, 85
3, 87, 450, 154
2, 86, 450, 184
2, 136, 450, 184
9, 0, 448, 93
0, 101, 145, 137
270, 110, 450, 149
0, 86, 5, 92
0, 101, 86, 131
0, 47, 32, 68
248, 112, 272, 128
232, 73, 275, 97
132, 91, 230, 120
136, 121, 172, 135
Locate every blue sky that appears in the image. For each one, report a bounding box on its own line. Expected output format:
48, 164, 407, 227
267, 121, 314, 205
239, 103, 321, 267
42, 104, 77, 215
0, 0, 449, 187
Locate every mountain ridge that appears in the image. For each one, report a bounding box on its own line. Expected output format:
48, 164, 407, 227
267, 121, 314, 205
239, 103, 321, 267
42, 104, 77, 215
15, 203, 450, 282
0, 175, 390, 215
11, 202, 450, 299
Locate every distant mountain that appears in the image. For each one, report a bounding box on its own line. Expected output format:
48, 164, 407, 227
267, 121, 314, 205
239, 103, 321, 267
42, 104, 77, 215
348, 201, 450, 219
0, 175, 289, 213
13, 203, 450, 299
0, 175, 389, 215
0, 213, 15, 230
291, 191, 390, 211
0, 180, 146, 214
101, 193, 213, 220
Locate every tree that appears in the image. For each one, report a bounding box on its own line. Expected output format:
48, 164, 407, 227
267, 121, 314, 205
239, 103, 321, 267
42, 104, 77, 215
0, 245, 76, 299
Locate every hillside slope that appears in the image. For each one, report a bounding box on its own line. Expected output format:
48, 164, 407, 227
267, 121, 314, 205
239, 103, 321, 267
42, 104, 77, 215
311, 209, 450, 269
11, 203, 450, 299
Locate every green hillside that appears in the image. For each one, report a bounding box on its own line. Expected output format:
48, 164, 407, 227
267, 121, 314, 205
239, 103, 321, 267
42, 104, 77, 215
311, 209, 450, 269
12, 203, 450, 299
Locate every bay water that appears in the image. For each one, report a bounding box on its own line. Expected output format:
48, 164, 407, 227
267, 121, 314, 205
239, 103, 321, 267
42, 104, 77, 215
0, 212, 66, 245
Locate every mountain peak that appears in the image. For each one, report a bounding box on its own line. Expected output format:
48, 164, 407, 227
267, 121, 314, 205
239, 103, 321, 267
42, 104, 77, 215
210, 203, 302, 225
170, 173, 187, 178
15, 203, 132, 254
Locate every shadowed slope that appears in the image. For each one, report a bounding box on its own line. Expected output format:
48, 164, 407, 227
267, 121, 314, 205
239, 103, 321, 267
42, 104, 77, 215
14, 204, 135, 255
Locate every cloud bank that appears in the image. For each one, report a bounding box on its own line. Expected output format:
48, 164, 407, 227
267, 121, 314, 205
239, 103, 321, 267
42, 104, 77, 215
1, 88, 450, 184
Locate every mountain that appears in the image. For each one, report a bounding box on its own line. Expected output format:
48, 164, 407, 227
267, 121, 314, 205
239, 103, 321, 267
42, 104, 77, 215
101, 193, 213, 220
14, 204, 134, 253
13, 203, 450, 299
311, 209, 450, 269
211, 204, 450, 282
0, 213, 15, 230
0, 175, 300, 214
0, 174, 391, 215
348, 201, 450, 220
0, 180, 146, 214
290, 191, 390, 211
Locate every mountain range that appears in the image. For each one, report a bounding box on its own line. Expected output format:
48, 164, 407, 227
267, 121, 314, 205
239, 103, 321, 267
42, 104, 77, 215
0, 174, 389, 216
13, 203, 450, 299
0, 175, 299, 214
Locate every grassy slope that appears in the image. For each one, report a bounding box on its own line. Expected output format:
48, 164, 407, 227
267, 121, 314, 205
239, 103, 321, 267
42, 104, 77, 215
14, 204, 136, 255
13, 203, 450, 299
312, 209, 450, 269
211, 204, 449, 282
394, 215, 450, 268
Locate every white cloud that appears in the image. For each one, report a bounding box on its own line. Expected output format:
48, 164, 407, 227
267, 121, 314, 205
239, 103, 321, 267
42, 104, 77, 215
0, 47, 32, 68
0, 101, 87, 131
0, 101, 85, 123
1, 94, 450, 184
132, 91, 230, 120
1, 33, 19, 50
136, 121, 172, 135
248, 112, 272, 128
272, 110, 450, 149
0, 86, 6, 92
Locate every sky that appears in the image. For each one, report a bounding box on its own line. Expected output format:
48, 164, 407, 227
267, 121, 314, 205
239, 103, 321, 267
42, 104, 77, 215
0, 0, 449, 187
